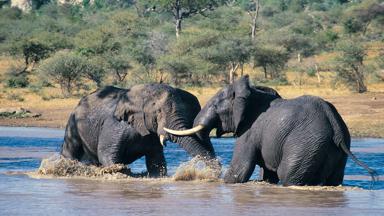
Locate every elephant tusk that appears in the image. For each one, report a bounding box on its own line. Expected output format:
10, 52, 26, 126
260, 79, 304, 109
163, 125, 205, 136
159, 135, 166, 147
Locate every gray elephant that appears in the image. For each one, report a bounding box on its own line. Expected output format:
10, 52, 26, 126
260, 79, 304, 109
61, 84, 215, 177
168, 76, 376, 185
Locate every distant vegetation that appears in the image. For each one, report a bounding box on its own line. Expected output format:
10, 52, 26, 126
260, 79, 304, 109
0, 0, 383, 96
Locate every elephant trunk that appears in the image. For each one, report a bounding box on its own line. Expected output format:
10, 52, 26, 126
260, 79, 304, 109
173, 135, 215, 159
193, 106, 219, 145
164, 111, 216, 159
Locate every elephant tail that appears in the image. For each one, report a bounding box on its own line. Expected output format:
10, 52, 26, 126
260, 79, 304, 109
324, 101, 378, 183
339, 142, 378, 183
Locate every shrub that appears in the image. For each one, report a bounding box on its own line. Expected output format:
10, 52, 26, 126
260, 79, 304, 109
253, 46, 289, 80
343, 17, 364, 34
6, 74, 29, 88
106, 54, 132, 83
0, 7, 23, 20
21, 40, 51, 66
39, 51, 106, 96
5, 65, 29, 88
83, 56, 106, 87
38, 51, 86, 97
306, 67, 317, 77
334, 40, 368, 93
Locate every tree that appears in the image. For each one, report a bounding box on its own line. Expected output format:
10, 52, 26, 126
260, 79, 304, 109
146, 0, 223, 38
6, 30, 72, 74
38, 51, 104, 96
160, 31, 220, 85
342, 1, 384, 35
32, 0, 51, 10
107, 55, 132, 83
83, 56, 106, 87
355, 1, 384, 35
158, 55, 195, 86
239, 0, 260, 41
203, 37, 251, 83
7, 39, 52, 74
74, 27, 121, 56
335, 40, 368, 93
253, 46, 289, 80
343, 17, 364, 34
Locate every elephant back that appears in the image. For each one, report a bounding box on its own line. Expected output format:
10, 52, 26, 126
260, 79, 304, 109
73, 86, 127, 154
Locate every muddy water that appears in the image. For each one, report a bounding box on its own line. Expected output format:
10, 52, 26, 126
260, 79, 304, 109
0, 127, 384, 215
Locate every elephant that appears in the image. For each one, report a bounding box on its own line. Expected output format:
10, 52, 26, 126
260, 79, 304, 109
168, 75, 376, 185
61, 84, 215, 177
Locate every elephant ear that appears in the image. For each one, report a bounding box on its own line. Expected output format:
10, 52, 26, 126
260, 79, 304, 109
233, 75, 251, 136
114, 94, 151, 137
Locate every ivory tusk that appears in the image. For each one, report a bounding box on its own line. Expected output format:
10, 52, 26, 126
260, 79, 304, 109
163, 125, 205, 136
159, 135, 166, 147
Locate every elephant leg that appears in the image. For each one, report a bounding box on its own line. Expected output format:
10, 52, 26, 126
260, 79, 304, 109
262, 167, 279, 184
97, 137, 123, 166
145, 148, 167, 178
325, 148, 347, 186
61, 113, 84, 160
277, 139, 329, 186
97, 118, 139, 166
224, 134, 257, 183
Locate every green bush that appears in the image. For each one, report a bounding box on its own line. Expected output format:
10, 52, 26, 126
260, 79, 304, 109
6, 74, 29, 88
5, 65, 29, 88
38, 51, 87, 97
253, 46, 289, 80
0, 7, 23, 20
334, 40, 368, 93
306, 67, 317, 77
38, 51, 106, 96
106, 54, 132, 83
314, 29, 339, 51
343, 17, 364, 34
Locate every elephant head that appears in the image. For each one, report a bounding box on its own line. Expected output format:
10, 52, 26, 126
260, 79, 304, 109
163, 76, 280, 145
113, 84, 215, 159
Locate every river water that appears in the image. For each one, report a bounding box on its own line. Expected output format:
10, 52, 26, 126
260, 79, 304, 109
0, 126, 383, 215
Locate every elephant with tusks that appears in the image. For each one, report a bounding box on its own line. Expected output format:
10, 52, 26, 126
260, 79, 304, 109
61, 84, 216, 177
168, 76, 377, 186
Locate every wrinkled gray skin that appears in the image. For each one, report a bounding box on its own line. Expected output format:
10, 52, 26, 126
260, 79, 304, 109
194, 76, 376, 185
61, 84, 215, 177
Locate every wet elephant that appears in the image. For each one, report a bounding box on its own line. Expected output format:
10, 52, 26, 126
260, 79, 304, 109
61, 84, 215, 177
169, 76, 376, 185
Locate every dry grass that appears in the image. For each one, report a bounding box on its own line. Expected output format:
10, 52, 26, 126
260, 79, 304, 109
0, 87, 78, 128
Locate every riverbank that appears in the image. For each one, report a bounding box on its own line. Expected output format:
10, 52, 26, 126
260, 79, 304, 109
1, 84, 384, 138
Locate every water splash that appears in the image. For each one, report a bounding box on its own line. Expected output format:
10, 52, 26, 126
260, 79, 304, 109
32, 154, 133, 180
286, 185, 362, 191
30, 155, 222, 182
245, 181, 362, 191
30, 155, 361, 191
173, 156, 222, 181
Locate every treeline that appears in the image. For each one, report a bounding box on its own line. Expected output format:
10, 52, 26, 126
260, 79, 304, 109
0, 0, 383, 96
